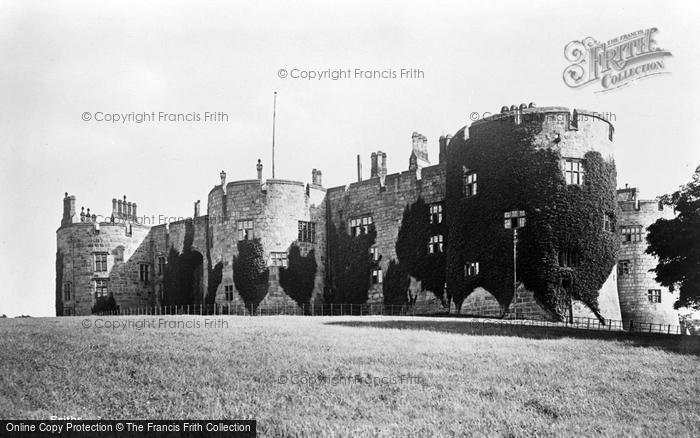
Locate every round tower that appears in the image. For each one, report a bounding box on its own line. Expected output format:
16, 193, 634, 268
445, 104, 621, 322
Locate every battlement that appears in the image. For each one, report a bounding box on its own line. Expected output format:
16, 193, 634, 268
469, 103, 614, 142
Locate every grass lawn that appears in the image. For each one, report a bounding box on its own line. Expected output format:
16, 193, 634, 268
1, 315, 699, 437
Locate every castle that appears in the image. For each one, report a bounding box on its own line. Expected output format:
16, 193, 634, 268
55, 103, 681, 327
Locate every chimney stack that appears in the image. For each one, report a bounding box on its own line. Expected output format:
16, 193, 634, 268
62, 193, 76, 226
256, 159, 263, 181
370, 152, 378, 178
220, 170, 226, 186
194, 200, 201, 217
356, 155, 362, 182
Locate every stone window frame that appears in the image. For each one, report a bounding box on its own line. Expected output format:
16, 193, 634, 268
94, 278, 109, 298
617, 260, 631, 276
371, 268, 383, 285
648, 289, 661, 303
350, 215, 374, 237
157, 256, 166, 275
298, 221, 316, 243
139, 263, 150, 282
558, 249, 579, 268
503, 210, 526, 229
429, 202, 444, 224
224, 285, 234, 301
603, 213, 615, 232
465, 261, 480, 277
370, 246, 379, 261
94, 252, 108, 272
237, 219, 254, 241
563, 158, 585, 185
428, 234, 444, 254
620, 225, 643, 243
63, 282, 72, 302
270, 252, 288, 268
463, 168, 478, 198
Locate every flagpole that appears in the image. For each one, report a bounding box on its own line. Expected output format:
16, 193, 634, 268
272, 91, 277, 179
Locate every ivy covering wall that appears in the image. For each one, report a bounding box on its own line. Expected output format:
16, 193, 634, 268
382, 259, 413, 306
55, 250, 64, 317
446, 120, 618, 321
163, 220, 204, 306
325, 220, 378, 306
395, 197, 446, 304
232, 238, 269, 313
280, 245, 317, 312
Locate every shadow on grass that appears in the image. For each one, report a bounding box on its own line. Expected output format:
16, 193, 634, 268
325, 319, 700, 355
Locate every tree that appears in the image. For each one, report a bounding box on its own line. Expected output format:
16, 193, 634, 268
383, 259, 414, 308
646, 165, 700, 310
280, 245, 317, 312
233, 238, 269, 313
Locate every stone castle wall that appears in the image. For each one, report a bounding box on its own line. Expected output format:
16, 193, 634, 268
617, 194, 679, 325
206, 177, 326, 308
55, 105, 679, 326
326, 161, 446, 304
57, 220, 153, 315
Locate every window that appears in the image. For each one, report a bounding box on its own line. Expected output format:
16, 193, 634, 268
603, 213, 614, 232
371, 269, 383, 284
157, 284, 164, 301
465, 262, 480, 277
463, 170, 478, 197
504, 210, 526, 229
564, 159, 584, 185
94, 253, 108, 272
270, 252, 288, 267
237, 219, 254, 240
428, 234, 444, 254
350, 216, 374, 237
224, 285, 234, 301
620, 225, 643, 243
157, 256, 166, 275
63, 283, 71, 302
370, 247, 379, 261
618, 260, 631, 276
429, 203, 443, 224
648, 289, 661, 303
95, 279, 108, 298
298, 221, 316, 243
139, 264, 150, 282
558, 249, 579, 267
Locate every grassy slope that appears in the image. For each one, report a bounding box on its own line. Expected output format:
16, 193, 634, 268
0, 316, 698, 437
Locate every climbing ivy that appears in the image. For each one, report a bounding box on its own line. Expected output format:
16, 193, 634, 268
383, 259, 414, 306
279, 244, 317, 312
325, 220, 378, 306
232, 238, 269, 313
446, 117, 618, 321
163, 220, 204, 306
55, 250, 64, 317
395, 197, 446, 304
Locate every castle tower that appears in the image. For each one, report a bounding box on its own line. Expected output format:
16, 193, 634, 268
445, 104, 620, 323
616, 188, 679, 326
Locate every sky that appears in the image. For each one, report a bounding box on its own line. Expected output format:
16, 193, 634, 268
1, 0, 699, 317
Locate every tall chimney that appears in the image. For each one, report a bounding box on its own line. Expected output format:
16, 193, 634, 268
220, 170, 226, 186
194, 200, 201, 217
356, 155, 362, 182
370, 152, 378, 178
316, 170, 322, 186
132, 202, 137, 221
62, 193, 76, 226
257, 159, 263, 181
379, 151, 387, 179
